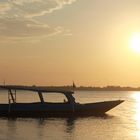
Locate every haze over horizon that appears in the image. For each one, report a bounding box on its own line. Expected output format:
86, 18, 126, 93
1, 0, 140, 87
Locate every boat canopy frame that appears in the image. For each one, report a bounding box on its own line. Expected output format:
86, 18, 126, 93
0, 85, 75, 104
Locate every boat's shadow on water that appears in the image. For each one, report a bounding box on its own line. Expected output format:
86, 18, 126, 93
0, 113, 115, 121
0, 113, 114, 120
0, 114, 116, 136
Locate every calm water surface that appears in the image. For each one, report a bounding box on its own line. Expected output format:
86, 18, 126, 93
0, 90, 140, 140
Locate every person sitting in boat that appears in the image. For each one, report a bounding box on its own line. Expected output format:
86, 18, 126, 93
63, 99, 67, 103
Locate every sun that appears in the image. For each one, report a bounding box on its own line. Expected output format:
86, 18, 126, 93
131, 33, 140, 53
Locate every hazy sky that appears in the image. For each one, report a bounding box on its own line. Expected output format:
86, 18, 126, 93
1, 0, 140, 87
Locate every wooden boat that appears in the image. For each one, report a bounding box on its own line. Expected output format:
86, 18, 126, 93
0, 85, 124, 117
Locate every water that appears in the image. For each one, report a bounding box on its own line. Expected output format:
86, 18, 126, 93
0, 90, 140, 140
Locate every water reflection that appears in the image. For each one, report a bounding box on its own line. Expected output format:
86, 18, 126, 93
6, 119, 17, 140
132, 92, 140, 139
65, 118, 76, 133
36, 117, 76, 134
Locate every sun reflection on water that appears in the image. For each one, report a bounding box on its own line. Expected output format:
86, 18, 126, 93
132, 92, 140, 139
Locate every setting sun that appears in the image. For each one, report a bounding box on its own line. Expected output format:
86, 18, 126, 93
131, 33, 140, 53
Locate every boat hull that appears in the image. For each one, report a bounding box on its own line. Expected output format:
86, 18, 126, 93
0, 100, 124, 117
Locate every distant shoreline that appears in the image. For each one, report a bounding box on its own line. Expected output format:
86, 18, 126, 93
0, 85, 140, 91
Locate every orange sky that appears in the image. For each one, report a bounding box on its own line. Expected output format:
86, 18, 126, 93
1, 0, 140, 87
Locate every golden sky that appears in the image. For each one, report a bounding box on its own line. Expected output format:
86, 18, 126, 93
1, 0, 140, 87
